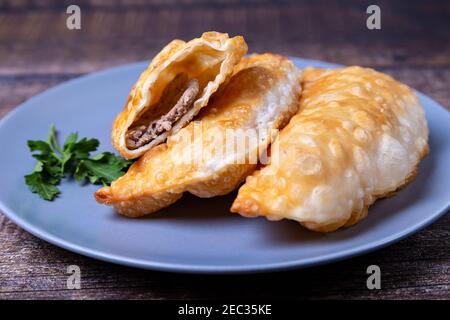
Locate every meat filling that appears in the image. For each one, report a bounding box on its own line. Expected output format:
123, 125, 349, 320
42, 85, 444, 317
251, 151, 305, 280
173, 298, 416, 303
126, 75, 200, 150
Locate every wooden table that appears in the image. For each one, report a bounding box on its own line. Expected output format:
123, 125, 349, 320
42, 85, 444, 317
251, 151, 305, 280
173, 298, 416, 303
0, 0, 448, 299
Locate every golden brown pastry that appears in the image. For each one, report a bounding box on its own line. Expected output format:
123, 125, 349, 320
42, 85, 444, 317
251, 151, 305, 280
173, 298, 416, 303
113, 32, 247, 159
95, 54, 302, 217
231, 66, 429, 232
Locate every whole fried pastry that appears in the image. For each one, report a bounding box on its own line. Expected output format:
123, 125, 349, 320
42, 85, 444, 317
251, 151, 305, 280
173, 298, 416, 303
231, 66, 429, 232
113, 32, 247, 159
95, 54, 302, 217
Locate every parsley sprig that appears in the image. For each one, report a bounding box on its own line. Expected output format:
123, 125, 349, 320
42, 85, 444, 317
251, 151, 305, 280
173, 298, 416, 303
25, 125, 132, 201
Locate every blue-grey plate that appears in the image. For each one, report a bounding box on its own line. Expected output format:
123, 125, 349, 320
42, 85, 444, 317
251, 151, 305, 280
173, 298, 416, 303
0, 58, 449, 274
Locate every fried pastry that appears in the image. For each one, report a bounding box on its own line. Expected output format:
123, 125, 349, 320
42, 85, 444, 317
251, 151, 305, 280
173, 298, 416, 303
231, 66, 429, 232
113, 32, 247, 159
95, 54, 302, 217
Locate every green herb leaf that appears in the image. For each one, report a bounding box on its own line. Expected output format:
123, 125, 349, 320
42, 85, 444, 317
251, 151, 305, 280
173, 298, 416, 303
25, 172, 61, 201
27, 140, 53, 155
25, 125, 131, 201
75, 152, 132, 186
24, 162, 61, 201
63, 132, 78, 150
47, 124, 62, 154
71, 138, 99, 160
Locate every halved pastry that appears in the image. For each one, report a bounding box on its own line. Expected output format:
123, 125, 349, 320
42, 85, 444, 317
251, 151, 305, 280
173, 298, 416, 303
95, 54, 302, 217
231, 66, 429, 232
113, 32, 247, 159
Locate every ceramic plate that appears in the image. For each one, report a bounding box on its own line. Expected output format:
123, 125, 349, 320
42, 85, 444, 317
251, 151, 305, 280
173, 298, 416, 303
0, 58, 449, 273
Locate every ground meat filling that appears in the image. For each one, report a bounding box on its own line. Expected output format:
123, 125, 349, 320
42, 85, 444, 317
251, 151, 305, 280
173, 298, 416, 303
126, 75, 200, 150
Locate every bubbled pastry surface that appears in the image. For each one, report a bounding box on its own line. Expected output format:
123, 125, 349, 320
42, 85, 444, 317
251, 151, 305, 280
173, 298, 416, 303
231, 66, 429, 232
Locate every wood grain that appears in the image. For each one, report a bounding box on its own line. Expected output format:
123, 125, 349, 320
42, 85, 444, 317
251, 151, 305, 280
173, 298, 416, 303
0, 0, 449, 300
0, 212, 449, 299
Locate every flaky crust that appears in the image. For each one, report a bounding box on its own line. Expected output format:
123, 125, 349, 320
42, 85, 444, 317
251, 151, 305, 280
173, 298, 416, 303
112, 32, 247, 159
231, 66, 429, 232
95, 54, 302, 217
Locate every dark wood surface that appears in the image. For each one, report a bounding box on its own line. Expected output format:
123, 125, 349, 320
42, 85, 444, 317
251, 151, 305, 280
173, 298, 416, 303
0, 0, 449, 299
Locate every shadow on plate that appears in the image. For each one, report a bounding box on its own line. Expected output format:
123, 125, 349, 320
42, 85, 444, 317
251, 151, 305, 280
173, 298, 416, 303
109, 191, 239, 223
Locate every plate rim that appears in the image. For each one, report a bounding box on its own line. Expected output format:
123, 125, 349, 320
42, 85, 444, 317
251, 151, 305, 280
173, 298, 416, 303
0, 58, 449, 274
0, 198, 448, 274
